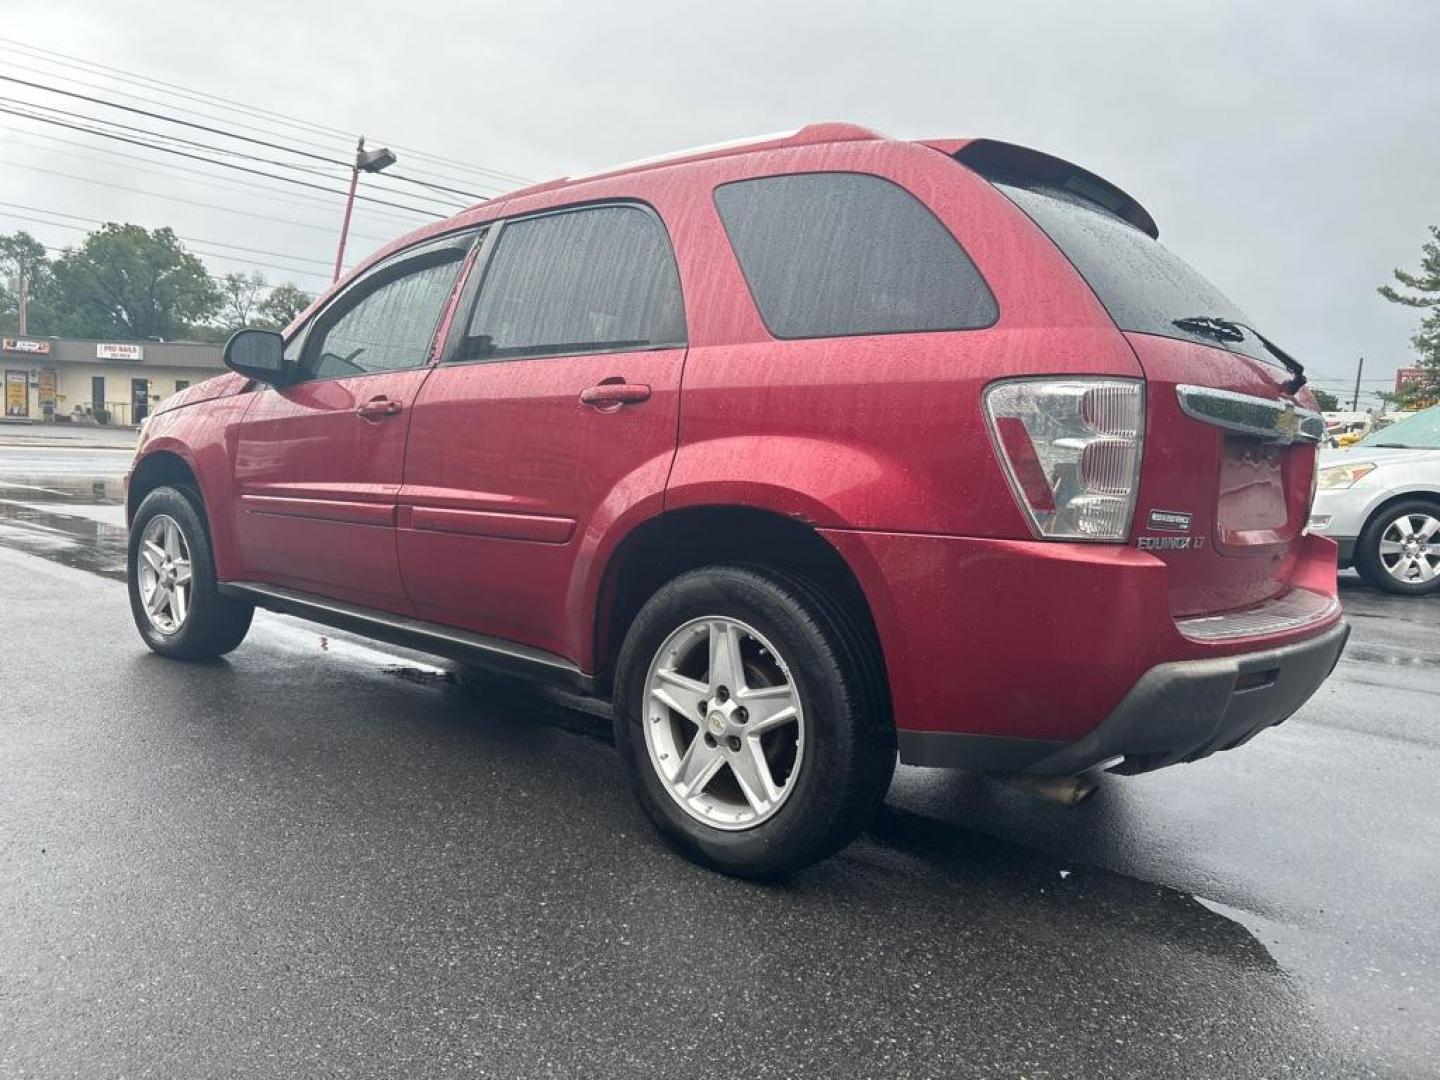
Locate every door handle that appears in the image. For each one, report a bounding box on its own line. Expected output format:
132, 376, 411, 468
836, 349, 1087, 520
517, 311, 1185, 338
579, 382, 651, 409
356, 396, 403, 420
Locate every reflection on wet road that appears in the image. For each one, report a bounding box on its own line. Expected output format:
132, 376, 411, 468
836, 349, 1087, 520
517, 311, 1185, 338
1, 444, 1437, 1078
0, 471, 129, 580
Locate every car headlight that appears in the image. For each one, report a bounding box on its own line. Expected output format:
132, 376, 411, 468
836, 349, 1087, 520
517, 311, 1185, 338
134, 414, 152, 455
1316, 461, 1376, 490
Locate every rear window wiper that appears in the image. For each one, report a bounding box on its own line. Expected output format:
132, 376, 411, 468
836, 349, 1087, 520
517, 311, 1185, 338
1173, 315, 1307, 395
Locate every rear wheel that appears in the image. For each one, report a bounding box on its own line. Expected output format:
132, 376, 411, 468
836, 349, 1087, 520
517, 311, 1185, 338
128, 485, 253, 658
1355, 498, 1440, 596
612, 565, 894, 878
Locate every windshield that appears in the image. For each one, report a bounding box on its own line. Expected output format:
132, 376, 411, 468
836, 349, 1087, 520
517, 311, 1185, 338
994, 182, 1274, 367
1356, 405, 1440, 449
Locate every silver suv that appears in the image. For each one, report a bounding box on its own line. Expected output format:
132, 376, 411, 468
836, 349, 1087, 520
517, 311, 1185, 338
1311, 405, 1440, 594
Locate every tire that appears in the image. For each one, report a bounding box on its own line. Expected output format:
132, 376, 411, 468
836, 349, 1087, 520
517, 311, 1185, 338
612, 564, 894, 878
128, 485, 254, 659
1354, 498, 1440, 596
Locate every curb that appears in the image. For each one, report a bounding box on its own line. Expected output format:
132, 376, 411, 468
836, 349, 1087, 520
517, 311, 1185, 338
0, 439, 137, 451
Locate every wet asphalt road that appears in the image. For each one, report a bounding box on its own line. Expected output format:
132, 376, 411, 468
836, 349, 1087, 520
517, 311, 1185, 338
1, 444, 1438, 1079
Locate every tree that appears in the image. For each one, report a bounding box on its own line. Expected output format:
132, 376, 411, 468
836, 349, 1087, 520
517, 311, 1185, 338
1378, 224, 1440, 408
0, 230, 56, 336
1311, 387, 1340, 411
256, 281, 313, 330
216, 271, 269, 331
49, 224, 220, 340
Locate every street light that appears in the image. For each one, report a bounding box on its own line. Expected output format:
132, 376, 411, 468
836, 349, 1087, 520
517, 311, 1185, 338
332, 135, 397, 283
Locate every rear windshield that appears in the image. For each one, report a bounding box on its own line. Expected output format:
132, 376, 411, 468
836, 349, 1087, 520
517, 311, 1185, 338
995, 182, 1273, 366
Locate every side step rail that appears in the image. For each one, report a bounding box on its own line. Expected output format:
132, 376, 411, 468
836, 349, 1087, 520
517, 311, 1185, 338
219, 581, 594, 693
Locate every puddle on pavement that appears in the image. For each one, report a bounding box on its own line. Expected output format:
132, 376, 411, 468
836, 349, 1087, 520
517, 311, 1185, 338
0, 476, 125, 505
1342, 644, 1440, 668
0, 477, 129, 580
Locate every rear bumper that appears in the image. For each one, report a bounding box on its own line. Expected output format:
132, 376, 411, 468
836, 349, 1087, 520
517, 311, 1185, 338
897, 620, 1349, 775
820, 528, 1346, 755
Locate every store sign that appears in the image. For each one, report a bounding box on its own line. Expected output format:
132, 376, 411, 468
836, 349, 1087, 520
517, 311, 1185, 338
97, 343, 144, 361
37, 369, 57, 407
4, 369, 28, 417
1396, 367, 1425, 393
2, 337, 50, 355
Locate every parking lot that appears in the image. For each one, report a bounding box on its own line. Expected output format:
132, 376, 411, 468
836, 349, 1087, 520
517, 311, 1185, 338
1, 437, 1437, 1079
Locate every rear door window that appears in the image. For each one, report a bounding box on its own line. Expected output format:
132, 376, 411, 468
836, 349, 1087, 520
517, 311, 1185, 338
463, 204, 685, 361
713, 172, 997, 339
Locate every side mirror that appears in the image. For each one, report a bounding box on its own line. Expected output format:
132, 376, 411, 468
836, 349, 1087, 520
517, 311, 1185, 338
223, 328, 289, 385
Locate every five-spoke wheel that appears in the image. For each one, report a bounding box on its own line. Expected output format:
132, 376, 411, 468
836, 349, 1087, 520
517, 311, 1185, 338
645, 617, 804, 830
613, 565, 894, 878
128, 485, 254, 658
136, 514, 194, 635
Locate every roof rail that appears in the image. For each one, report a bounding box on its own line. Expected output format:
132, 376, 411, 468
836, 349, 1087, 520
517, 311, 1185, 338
511, 122, 889, 193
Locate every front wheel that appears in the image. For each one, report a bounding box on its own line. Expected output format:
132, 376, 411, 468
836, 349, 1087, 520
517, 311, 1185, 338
128, 485, 254, 659
1355, 499, 1440, 596
612, 565, 894, 878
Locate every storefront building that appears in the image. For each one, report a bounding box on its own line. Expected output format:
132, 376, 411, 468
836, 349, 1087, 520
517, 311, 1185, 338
1, 336, 226, 426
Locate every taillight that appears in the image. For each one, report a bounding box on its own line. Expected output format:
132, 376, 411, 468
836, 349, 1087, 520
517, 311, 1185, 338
983, 378, 1144, 541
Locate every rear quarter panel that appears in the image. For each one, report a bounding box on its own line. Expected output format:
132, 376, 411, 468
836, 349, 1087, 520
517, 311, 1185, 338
661, 139, 1143, 534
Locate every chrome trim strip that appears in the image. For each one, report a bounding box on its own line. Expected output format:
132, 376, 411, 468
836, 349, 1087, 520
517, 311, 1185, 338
219, 581, 591, 688
1175, 385, 1324, 444
1175, 587, 1341, 643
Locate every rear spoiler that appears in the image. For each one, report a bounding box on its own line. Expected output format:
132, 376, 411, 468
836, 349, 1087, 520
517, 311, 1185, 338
928, 138, 1159, 239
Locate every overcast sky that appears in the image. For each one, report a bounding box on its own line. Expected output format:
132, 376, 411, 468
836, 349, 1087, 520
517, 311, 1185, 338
6, 0, 1438, 404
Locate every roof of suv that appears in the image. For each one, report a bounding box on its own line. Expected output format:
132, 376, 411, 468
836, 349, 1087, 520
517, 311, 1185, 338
468, 122, 1158, 239
314, 122, 1160, 324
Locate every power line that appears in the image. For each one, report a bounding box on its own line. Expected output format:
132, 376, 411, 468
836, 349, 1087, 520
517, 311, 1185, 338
0, 92, 489, 212
25, 238, 330, 286
0, 160, 396, 242
0, 124, 425, 228
0, 56, 356, 159
8, 218, 335, 284
0, 70, 491, 203
0, 201, 333, 268
0, 37, 533, 187
0, 98, 452, 218
0, 96, 460, 213
0, 71, 350, 165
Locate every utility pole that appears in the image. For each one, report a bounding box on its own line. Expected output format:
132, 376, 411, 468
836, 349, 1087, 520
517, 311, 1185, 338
16, 252, 27, 335
332, 136, 398, 283
1351, 355, 1364, 412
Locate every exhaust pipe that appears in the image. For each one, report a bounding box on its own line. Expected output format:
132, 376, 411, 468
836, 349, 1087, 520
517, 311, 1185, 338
992, 772, 1098, 807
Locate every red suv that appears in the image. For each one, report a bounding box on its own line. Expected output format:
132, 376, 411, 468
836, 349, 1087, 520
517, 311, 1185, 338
126, 123, 1348, 876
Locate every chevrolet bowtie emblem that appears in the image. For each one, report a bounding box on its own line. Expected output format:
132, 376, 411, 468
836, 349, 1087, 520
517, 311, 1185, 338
1275, 404, 1301, 438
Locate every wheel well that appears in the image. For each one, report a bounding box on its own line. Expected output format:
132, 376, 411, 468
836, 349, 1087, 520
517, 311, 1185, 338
597, 507, 890, 699
127, 451, 201, 527
1361, 490, 1440, 539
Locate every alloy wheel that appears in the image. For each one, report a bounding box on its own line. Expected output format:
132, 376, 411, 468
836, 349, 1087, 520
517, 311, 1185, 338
1377, 512, 1440, 585
136, 513, 194, 635
643, 616, 805, 830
